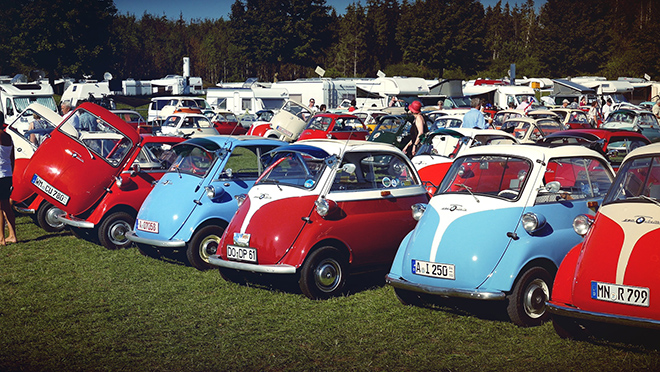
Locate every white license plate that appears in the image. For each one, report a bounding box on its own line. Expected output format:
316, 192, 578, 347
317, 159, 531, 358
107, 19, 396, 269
226, 245, 257, 263
136, 219, 159, 233
591, 281, 650, 307
412, 259, 455, 280
31, 174, 70, 206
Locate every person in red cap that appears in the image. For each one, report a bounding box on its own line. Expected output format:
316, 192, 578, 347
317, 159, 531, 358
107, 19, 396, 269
402, 100, 426, 158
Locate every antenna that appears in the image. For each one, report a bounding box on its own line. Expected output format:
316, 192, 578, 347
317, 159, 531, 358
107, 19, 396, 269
377, 70, 386, 78
103, 72, 113, 81
315, 66, 326, 78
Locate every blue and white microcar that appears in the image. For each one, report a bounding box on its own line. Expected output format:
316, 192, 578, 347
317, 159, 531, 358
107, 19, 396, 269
386, 144, 615, 326
126, 136, 285, 270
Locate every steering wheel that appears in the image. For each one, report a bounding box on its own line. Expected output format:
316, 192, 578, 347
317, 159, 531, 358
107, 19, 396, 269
497, 189, 519, 199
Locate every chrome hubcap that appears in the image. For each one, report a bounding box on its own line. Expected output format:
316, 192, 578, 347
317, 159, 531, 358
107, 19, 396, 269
314, 258, 341, 292
200, 235, 220, 262
108, 221, 131, 245
46, 207, 64, 228
524, 278, 549, 318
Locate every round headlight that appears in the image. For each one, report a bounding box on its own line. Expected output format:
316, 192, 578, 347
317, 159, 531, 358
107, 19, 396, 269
205, 186, 216, 199
411, 203, 427, 221
522, 212, 546, 233
573, 214, 593, 236
234, 193, 247, 207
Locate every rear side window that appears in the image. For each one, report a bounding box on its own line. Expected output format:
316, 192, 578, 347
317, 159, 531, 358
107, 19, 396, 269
332, 152, 417, 191
536, 157, 612, 204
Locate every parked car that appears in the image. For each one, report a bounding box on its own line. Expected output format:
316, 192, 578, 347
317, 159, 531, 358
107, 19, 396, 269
386, 144, 614, 327
538, 128, 650, 171
111, 109, 151, 134
492, 109, 525, 129
412, 128, 518, 193
6, 103, 64, 232
548, 143, 660, 339
550, 108, 592, 129
13, 103, 142, 240
53, 135, 183, 249
207, 139, 430, 299
352, 110, 387, 132
210, 110, 246, 135
431, 115, 463, 129
367, 114, 415, 149
600, 109, 660, 142
298, 113, 369, 141
501, 117, 565, 143
248, 100, 312, 141
158, 112, 219, 138
126, 136, 286, 270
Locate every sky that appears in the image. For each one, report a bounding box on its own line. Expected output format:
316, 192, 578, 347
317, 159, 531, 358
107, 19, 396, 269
113, 0, 544, 21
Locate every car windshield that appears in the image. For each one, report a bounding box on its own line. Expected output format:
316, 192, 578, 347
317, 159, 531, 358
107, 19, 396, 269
604, 155, 660, 204
373, 116, 408, 133
605, 111, 635, 125
433, 117, 462, 129
9, 108, 58, 147
134, 142, 177, 169
57, 108, 134, 167
162, 116, 181, 128
438, 155, 532, 201
257, 151, 327, 189
416, 133, 466, 157
307, 116, 333, 131
168, 144, 220, 177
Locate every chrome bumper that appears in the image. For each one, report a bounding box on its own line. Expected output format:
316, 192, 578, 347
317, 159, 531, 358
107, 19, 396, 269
56, 213, 95, 229
208, 255, 297, 274
547, 302, 660, 330
125, 231, 187, 248
14, 206, 36, 214
385, 274, 506, 301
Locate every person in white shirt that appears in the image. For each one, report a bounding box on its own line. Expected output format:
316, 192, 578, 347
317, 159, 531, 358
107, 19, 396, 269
601, 99, 613, 120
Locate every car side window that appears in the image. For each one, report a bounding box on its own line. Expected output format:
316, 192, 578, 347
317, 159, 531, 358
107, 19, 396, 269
223, 146, 260, 179
535, 157, 612, 204
331, 153, 417, 192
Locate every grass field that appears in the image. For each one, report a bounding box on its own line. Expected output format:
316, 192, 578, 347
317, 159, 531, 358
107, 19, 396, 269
1, 215, 660, 372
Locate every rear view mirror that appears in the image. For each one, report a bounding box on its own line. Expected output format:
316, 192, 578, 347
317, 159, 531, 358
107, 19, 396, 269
341, 163, 356, 174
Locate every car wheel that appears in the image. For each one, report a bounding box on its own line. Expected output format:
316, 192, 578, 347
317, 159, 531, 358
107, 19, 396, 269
137, 243, 161, 259
36, 202, 65, 233
394, 288, 426, 307
187, 225, 225, 271
552, 315, 588, 340
98, 211, 135, 250
299, 246, 347, 300
506, 266, 552, 327
219, 268, 246, 284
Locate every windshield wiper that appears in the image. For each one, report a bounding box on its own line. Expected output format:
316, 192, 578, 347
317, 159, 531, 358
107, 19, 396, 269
628, 194, 660, 207
262, 178, 282, 191
453, 183, 480, 203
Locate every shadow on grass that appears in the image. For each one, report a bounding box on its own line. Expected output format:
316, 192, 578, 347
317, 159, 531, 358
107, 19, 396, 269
570, 321, 660, 351
404, 294, 511, 323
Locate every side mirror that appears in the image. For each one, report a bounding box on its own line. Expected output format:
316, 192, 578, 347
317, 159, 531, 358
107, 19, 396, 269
341, 163, 356, 174
545, 181, 561, 193
131, 163, 141, 177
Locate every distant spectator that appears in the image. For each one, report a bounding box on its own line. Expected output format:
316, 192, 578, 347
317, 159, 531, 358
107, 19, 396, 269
348, 99, 357, 112
588, 101, 599, 127
389, 96, 399, 107
0, 114, 16, 245
508, 101, 516, 109
60, 100, 73, 119
319, 104, 327, 112
653, 101, 660, 120
602, 99, 613, 120
570, 98, 579, 109
579, 96, 587, 106
462, 98, 487, 129
402, 101, 426, 158
308, 98, 317, 112
562, 99, 570, 108
516, 97, 529, 110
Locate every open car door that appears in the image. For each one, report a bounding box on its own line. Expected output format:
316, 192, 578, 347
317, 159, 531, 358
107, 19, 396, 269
19, 102, 141, 216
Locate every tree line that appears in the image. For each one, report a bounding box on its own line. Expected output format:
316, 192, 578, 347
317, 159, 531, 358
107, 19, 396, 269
0, 0, 658, 86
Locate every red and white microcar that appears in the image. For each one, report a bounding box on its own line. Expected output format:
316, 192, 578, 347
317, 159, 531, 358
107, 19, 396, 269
208, 139, 430, 299
548, 142, 660, 339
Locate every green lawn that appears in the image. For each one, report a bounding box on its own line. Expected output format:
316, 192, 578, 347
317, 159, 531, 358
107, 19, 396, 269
1, 216, 659, 371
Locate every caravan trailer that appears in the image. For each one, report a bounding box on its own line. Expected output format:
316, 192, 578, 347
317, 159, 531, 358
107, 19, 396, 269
0, 77, 57, 123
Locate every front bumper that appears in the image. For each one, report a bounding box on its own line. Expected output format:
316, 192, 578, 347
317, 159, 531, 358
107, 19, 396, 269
547, 302, 660, 330
208, 255, 297, 274
385, 274, 506, 301
56, 213, 95, 229
125, 231, 187, 248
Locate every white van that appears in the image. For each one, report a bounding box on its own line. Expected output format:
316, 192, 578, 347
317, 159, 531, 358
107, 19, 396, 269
0, 80, 57, 123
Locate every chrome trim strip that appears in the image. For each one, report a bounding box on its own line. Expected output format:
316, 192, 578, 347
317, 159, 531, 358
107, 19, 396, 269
56, 214, 95, 229
208, 255, 297, 274
385, 274, 506, 300
14, 206, 36, 214
125, 231, 187, 248
547, 302, 660, 330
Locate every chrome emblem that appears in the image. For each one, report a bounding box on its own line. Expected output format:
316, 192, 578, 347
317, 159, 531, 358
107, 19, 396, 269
636, 217, 646, 224
162, 180, 172, 185
233, 233, 250, 247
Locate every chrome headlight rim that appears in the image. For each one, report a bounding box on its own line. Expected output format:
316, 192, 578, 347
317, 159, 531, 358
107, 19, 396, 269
411, 203, 427, 221
522, 212, 546, 233
573, 214, 593, 236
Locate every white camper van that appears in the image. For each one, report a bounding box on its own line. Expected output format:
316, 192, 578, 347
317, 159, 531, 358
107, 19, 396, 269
0, 79, 57, 123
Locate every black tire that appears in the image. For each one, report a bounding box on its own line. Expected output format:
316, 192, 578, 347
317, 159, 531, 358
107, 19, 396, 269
36, 202, 65, 233
187, 225, 225, 271
97, 211, 135, 250
552, 315, 588, 340
394, 288, 426, 307
299, 246, 347, 300
137, 243, 161, 259
507, 267, 553, 327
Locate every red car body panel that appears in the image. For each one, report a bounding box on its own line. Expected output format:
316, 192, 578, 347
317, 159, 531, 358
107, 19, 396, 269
298, 114, 369, 141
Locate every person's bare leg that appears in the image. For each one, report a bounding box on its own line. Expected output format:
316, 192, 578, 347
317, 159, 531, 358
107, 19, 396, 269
3, 205, 16, 243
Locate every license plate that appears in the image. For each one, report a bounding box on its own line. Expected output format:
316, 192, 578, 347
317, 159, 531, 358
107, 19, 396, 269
136, 219, 159, 233
412, 259, 455, 280
591, 281, 650, 307
31, 174, 70, 206
226, 245, 257, 263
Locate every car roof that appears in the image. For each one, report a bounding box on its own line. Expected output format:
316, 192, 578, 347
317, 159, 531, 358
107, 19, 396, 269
295, 138, 402, 154
459, 143, 609, 161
